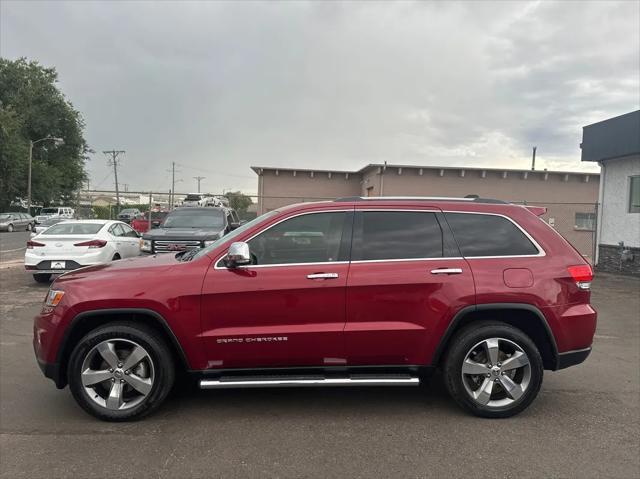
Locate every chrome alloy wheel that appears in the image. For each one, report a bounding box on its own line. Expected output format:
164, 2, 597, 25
461, 337, 531, 408
81, 339, 155, 410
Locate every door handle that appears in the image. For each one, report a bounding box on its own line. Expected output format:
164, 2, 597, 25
306, 273, 339, 280
430, 268, 463, 275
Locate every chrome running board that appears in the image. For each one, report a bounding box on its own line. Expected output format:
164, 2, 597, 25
199, 376, 420, 389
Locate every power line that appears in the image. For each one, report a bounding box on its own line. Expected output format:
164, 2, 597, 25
103, 150, 125, 209
174, 162, 255, 180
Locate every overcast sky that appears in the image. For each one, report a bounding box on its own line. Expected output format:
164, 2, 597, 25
1, 0, 638, 194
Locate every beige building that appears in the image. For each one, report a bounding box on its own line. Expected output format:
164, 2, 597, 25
252, 163, 600, 259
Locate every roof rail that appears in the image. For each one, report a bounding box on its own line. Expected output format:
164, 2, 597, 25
333, 196, 508, 204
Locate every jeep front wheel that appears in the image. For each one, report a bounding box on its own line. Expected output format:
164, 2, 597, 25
443, 322, 543, 418
68, 322, 175, 421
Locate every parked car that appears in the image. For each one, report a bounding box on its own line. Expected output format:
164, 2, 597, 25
0, 212, 35, 232
25, 220, 141, 283
140, 207, 239, 254
35, 207, 74, 225
30, 217, 68, 238
130, 211, 169, 234
33, 196, 596, 421
180, 193, 225, 208
117, 208, 142, 224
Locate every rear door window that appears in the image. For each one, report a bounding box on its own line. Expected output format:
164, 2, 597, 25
352, 211, 443, 261
121, 224, 139, 237
445, 213, 539, 257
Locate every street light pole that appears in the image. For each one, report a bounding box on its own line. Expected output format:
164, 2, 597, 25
27, 141, 34, 215
27, 136, 64, 215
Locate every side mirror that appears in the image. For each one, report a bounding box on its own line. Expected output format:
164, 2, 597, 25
224, 242, 251, 267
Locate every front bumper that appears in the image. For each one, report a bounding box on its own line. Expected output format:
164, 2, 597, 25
33, 310, 67, 388
35, 356, 64, 388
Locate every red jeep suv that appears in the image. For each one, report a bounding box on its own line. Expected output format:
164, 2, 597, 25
33, 197, 596, 421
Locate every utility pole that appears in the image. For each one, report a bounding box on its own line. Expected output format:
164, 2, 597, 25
171, 162, 175, 208
104, 150, 125, 213
167, 162, 182, 208
531, 146, 537, 171
193, 176, 205, 193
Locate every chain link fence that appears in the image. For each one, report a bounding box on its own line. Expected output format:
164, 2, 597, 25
70, 190, 598, 261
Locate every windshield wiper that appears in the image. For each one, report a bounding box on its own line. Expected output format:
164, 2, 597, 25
178, 249, 200, 262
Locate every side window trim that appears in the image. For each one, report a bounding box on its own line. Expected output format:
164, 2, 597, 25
442, 210, 546, 258
214, 209, 354, 269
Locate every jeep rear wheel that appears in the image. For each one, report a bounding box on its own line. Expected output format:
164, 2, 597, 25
68, 322, 175, 421
443, 322, 543, 418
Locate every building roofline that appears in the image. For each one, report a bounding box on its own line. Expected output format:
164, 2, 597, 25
581, 109, 640, 129
251, 163, 598, 177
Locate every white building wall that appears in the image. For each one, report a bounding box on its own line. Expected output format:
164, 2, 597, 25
599, 155, 640, 247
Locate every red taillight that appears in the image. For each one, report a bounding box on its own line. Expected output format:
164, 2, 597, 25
74, 239, 107, 248
27, 240, 45, 249
568, 264, 593, 290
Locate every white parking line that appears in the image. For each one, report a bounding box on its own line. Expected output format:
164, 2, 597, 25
0, 259, 24, 269
0, 247, 26, 253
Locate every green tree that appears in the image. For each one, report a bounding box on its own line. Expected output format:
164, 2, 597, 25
224, 191, 253, 214
0, 58, 88, 210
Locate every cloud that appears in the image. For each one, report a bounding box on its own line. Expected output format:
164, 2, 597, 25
1, 0, 637, 194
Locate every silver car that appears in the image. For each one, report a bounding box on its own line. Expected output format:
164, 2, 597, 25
0, 212, 35, 232
30, 217, 67, 237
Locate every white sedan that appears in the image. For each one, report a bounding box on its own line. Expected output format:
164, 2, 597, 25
25, 220, 142, 283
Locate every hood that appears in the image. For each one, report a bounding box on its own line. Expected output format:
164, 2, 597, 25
53, 253, 179, 286
143, 227, 225, 241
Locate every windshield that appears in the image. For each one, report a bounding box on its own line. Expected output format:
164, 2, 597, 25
191, 211, 279, 260
42, 223, 105, 235
120, 209, 136, 214
162, 209, 225, 228
184, 195, 202, 201
0, 214, 13, 221
40, 208, 59, 215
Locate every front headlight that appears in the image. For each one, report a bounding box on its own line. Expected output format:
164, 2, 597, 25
45, 290, 65, 307
141, 239, 152, 252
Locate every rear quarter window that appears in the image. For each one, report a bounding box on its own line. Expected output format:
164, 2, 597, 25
445, 212, 539, 257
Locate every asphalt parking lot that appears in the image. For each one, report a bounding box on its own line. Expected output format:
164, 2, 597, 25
0, 239, 639, 478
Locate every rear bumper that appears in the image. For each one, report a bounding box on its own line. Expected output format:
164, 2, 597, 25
556, 347, 591, 370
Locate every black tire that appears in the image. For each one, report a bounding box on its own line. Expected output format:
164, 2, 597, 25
112, 253, 121, 260
443, 321, 543, 418
26, 222, 32, 231
67, 322, 175, 421
33, 273, 51, 283
7, 224, 13, 233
